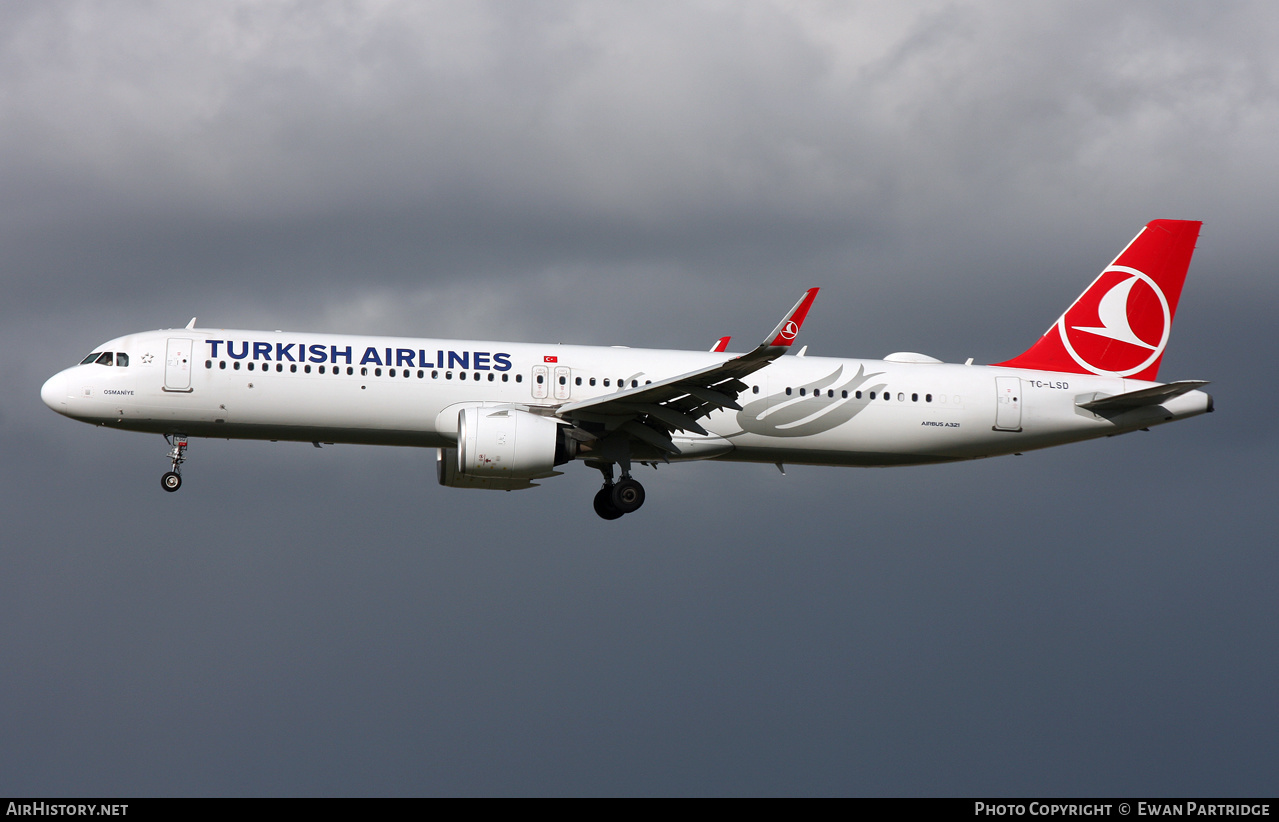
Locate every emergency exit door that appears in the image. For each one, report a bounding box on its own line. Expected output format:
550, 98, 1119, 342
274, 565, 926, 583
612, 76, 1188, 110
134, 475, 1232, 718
553, 366, 571, 400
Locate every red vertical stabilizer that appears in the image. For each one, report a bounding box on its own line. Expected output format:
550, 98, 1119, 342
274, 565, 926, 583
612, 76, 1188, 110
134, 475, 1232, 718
994, 219, 1201, 381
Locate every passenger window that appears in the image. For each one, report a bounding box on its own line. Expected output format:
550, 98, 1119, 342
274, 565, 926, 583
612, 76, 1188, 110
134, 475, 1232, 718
912, 393, 918, 402
219, 361, 227, 370
205, 360, 212, 369
868, 391, 875, 399
785, 387, 792, 396
575, 377, 582, 386
234, 362, 241, 371
247, 362, 255, 371
926, 394, 933, 402
116, 353, 129, 367
898, 392, 905, 402
277, 364, 284, 372
501, 374, 508, 382
291, 364, 298, 373
516, 374, 523, 383
752, 386, 759, 394
590, 378, 596, 386
536, 375, 544, 384
304, 365, 311, 373
603, 379, 610, 387
841, 390, 848, 398
799, 388, 806, 396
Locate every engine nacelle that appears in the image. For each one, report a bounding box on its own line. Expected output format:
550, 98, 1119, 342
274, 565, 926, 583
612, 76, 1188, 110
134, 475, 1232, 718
438, 407, 576, 490
437, 448, 538, 490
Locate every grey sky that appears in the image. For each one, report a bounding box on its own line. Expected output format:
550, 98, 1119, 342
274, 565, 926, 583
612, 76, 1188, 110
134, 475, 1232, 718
2, 1, 1275, 795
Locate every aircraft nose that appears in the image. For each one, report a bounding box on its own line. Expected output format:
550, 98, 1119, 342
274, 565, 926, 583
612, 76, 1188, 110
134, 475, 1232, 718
41, 371, 68, 413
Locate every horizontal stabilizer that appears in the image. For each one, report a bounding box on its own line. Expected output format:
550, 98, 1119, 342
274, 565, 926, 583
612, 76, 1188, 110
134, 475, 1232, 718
1077, 380, 1209, 413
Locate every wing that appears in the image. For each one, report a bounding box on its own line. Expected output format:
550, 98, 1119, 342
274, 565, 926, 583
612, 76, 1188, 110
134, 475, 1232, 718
556, 288, 819, 454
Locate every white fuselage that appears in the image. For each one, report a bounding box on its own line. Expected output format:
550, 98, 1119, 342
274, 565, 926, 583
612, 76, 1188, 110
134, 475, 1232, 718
41, 328, 1212, 467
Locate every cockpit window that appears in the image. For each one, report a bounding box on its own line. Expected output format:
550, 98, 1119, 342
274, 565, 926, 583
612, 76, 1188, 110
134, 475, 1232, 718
116, 353, 129, 367
94, 352, 114, 366
81, 352, 102, 365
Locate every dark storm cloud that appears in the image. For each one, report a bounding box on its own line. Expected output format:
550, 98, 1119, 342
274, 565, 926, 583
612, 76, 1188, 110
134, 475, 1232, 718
2, 1, 1276, 796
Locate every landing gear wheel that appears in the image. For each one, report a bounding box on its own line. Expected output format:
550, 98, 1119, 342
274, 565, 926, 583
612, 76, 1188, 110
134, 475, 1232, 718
611, 478, 645, 514
162, 435, 189, 493
593, 486, 624, 520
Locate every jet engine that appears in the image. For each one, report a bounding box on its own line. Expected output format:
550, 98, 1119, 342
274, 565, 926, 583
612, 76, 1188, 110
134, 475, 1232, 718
437, 407, 576, 490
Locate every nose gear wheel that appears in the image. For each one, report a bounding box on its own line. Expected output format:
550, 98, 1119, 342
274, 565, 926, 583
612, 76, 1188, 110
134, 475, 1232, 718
162, 434, 188, 493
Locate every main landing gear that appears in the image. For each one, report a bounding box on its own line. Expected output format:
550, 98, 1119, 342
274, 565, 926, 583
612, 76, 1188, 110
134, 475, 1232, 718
591, 462, 646, 520
161, 434, 187, 492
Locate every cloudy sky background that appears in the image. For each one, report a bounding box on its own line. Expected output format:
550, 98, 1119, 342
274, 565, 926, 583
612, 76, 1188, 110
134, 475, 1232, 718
2, 0, 1275, 795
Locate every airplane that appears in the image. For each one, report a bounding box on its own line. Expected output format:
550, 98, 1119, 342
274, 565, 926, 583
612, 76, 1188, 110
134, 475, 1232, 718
41, 219, 1212, 520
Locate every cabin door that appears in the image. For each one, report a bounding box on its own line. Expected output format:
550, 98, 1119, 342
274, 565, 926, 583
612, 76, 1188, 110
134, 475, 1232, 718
164, 338, 194, 392
994, 377, 1021, 431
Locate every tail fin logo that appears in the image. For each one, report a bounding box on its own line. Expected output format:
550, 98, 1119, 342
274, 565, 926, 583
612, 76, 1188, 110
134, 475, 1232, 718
1058, 265, 1170, 377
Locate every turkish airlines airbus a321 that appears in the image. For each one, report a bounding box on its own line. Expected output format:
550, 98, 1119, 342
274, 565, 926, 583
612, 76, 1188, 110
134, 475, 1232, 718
42, 220, 1211, 519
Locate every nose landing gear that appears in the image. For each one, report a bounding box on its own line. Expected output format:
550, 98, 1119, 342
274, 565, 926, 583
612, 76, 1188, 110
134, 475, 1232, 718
161, 434, 187, 492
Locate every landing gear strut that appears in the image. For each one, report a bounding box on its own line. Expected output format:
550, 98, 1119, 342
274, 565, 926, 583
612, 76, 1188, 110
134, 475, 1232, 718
589, 459, 645, 520
162, 434, 187, 492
